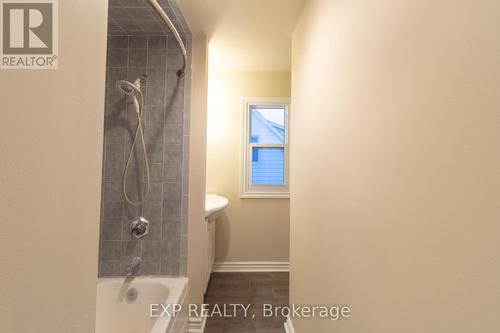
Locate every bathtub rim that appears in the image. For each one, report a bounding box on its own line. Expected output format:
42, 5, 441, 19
96, 276, 188, 333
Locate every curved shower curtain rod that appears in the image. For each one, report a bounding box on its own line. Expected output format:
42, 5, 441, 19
148, 0, 188, 77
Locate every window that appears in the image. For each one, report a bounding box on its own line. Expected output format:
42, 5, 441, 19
241, 97, 290, 198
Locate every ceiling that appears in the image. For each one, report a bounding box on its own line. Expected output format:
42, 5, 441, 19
177, 0, 306, 71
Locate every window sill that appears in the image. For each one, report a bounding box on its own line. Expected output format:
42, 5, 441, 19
240, 192, 290, 199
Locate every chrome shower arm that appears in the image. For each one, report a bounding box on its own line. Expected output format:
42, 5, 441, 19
148, 0, 188, 77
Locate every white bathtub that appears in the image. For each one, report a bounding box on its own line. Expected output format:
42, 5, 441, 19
96, 277, 188, 333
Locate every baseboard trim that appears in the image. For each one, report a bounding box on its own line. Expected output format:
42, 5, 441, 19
213, 261, 290, 272
284, 317, 295, 333
187, 316, 207, 333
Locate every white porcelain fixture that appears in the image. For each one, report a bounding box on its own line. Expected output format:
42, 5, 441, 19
205, 194, 229, 219
96, 277, 188, 333
204, 194, 229, 292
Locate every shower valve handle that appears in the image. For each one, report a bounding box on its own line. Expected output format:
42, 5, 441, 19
129, 217, 150, 239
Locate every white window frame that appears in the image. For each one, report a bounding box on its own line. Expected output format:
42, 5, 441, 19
240, 97, 290, 199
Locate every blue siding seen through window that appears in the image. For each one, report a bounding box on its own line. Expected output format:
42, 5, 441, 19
251, 147, 285, 185
250, 108, 285, 144
249, 107, 286, 186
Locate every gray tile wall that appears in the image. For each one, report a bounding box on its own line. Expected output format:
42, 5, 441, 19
99, 0, 191, 277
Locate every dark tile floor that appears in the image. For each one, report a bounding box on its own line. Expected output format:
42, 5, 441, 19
204, 272, 289, 333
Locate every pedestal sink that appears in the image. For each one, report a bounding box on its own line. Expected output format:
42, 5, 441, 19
205, 194, 229, 219
204, 194, 228, 292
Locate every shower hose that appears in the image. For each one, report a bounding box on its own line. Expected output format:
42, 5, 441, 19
122, 87, 150, 206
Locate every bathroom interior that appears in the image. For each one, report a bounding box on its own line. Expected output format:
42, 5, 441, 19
1, 0, 499, 333
97, 1, 293, 332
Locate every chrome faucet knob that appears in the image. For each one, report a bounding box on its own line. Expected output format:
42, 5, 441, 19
129, 216, 150, 239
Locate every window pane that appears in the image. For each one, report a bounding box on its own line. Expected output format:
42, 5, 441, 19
251, 147, 285, 185
250, 107, 285, 144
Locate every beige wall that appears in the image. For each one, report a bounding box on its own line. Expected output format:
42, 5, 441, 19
207, 71, 290, 262
0, 1, 108, 332
290, 0, 500, 332
187, 36, 209, 304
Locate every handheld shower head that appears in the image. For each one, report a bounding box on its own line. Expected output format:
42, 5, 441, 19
116, 80, 140, 96
115, 77, 151, 207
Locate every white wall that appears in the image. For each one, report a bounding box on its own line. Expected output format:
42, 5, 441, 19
187, 36, 209, 305
207, 71, 290, 263
0, 1, 108, 332
290, 0, 500, 332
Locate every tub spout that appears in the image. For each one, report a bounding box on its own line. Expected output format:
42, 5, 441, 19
126, 257, 142, 276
